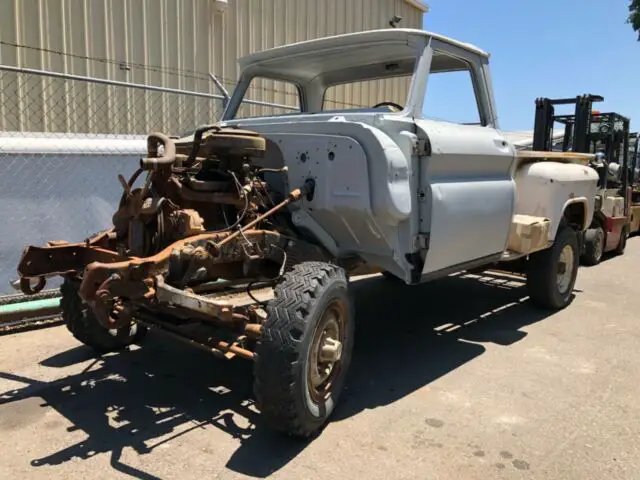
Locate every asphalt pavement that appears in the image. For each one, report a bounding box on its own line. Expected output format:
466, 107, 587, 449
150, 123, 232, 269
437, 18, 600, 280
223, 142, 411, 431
1, 241, 639, 479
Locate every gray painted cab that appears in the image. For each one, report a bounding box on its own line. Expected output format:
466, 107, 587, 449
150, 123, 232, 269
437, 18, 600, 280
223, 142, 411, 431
219, 29, 593, 284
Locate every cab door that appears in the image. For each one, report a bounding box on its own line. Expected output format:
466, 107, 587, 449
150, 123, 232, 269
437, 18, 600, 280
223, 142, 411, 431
414, 58, 516, 276
416, 120, 516, 275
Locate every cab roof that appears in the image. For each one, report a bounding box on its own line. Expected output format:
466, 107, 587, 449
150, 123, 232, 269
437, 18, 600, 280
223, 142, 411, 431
237, 29, 489, 85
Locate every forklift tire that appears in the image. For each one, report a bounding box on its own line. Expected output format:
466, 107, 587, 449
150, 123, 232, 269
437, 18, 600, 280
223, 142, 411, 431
580, 226, 605, 266
61, 278, 147, 354
615, 225, 629, 255
254, 262, 355, 437
526, 225, 579, 310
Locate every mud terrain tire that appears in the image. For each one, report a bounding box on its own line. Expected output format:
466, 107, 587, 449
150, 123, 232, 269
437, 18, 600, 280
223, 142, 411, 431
253, 262, 355, 437
61, 278, 147, 354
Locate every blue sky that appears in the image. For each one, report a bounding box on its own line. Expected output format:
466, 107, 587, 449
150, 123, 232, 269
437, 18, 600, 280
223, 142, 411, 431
421, 0, 640, 132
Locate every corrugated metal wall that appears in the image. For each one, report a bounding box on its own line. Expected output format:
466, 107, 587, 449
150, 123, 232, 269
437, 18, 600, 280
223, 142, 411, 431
0, 0, 425, 133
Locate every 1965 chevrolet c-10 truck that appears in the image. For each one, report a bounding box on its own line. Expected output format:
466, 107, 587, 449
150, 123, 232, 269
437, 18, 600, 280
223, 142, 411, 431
15, 29, 598, 437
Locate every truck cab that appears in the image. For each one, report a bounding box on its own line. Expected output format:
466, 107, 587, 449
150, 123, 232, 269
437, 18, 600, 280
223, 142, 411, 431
220, 29, 597, 296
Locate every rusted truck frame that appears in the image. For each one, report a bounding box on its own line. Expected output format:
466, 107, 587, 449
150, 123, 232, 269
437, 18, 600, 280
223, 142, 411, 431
17, 129, 330, 362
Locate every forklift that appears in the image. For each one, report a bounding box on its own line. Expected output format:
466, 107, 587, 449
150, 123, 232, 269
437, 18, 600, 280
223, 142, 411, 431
532, 94, 631, 265
628, 132, 640, 234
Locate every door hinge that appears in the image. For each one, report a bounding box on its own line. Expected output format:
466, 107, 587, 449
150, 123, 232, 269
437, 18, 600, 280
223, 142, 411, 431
416, 137, 430, 157
416, 233, 430, 250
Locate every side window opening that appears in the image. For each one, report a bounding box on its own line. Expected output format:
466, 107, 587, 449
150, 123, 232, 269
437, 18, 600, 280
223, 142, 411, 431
423, 65, 482, 125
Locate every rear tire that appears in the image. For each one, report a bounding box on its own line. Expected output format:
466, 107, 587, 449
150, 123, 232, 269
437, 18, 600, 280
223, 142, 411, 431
253, 262, 355, 437
615, 225, 629, 255
526, 225, 579, 310
61, 278, 147, 354
580, 226, 605, 266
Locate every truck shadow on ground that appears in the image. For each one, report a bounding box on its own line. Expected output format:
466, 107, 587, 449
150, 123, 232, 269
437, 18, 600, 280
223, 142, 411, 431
582, 250, 622, 266
0, 271, 572, 479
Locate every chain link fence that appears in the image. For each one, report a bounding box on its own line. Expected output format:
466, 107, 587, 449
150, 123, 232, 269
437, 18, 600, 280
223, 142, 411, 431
0, 55, 367, 295
0, 64, 297, 295
0, 65, 227, 137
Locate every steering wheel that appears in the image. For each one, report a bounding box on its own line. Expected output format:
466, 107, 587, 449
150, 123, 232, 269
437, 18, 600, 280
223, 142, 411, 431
372, 101, 404, 112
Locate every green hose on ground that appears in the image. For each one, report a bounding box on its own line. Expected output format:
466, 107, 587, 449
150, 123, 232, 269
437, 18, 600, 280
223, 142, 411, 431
0, 297, 61, 320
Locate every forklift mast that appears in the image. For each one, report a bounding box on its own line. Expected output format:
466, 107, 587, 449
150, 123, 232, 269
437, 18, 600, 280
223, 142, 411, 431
532, 94, 604, 152
631, 132, 639, 182
587, 112, 631, 193
531, 94, 632, 216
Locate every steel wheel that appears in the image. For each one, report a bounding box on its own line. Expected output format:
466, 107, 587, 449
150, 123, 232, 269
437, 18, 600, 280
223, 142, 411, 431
307, 299, 346, 403
527, 225, 579, 310
253, 261, 355, 437
556, 244, 575, 295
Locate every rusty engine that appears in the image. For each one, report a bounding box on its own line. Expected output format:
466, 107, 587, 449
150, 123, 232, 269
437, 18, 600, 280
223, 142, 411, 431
16, 126, 328, 358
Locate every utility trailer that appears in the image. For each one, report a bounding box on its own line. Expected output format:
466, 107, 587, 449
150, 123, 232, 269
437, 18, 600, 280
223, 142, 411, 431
14, 29, 598, 437
531, 95, 632, 265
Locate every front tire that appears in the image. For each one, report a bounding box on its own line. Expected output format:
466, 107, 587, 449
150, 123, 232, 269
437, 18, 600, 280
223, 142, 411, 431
61, 278, 147, 354
580, 226, 605, 266
526, 226, 579, 310
253, 262, 355, 437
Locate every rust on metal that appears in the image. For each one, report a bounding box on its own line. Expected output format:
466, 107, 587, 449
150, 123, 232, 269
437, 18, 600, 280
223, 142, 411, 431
76, 228, 287, 302
168, 177, 248, 206
154, 275, 234, 322
17, 244, 129, 279
19, 276, 46, 295
135, 314, 255, 360
213, 179, 314, 251
244, 323, 263, 338
14, 126, 321, 360
140, 132, 178, 171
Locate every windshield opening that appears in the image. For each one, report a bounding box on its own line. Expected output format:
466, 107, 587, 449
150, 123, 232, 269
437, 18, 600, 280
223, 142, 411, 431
321, 73, 413, 114
233, 77, 301, 120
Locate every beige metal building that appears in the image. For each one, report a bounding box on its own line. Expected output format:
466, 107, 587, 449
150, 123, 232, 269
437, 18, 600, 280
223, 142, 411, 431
0, 0, 427, 134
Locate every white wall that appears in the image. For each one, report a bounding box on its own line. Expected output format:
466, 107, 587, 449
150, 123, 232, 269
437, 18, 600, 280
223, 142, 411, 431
0, 134, 146, 294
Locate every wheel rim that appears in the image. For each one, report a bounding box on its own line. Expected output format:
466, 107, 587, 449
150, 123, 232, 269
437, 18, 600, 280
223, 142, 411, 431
307, 299, 347, 402
557, 244, 575, 294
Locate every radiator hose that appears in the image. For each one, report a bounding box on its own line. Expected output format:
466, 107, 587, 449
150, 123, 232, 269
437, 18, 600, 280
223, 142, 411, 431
140, 132, 177, 171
